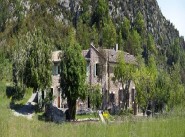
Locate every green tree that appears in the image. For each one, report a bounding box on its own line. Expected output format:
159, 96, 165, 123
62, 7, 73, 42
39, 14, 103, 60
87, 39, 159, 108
0, 47, 12, 81
92, 0, 109, 28
134, 11, 146, 37
121, 17, 131, 40
13, 28, 52, 91
88, 85, 102, 110
143, 34, 157, 64
166, 38, 180, 66
147, 34, 157, 55
125, 29, 142, 56
0, 0, 10, 32
117, 30, 123, 50
80, 0, 91, 23
60, 30, 86, 120
114, 52, 134, 109
76, 20, 91, 49
76, 19, 99, 49
155, 69, 171, 112
102, 19, 117, 48
133, 56, 157, 114
168, 63, 185, 108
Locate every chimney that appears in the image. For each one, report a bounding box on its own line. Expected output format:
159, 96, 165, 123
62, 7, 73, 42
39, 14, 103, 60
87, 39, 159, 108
90, 41, 94, 47
115, 44, 118, 51
90, 38, 95, 47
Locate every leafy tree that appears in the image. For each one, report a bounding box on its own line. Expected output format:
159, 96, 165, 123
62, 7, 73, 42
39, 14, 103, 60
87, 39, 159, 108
80, 0, 91, 23
155, 69, 171, 112
133, 56, 157, 114
88, 85, 102, 110
168, 63, 185, 108
13, 28, 52, 91
25, 0, 61, 42
12, 0, 24, 34
102, 19, 117, 48
92, 0, 109, 28
166, 38, 180, 66
125, 29, 142, 56
60, 30, 86, 120
143, 34, 157, 64
114, 52, 134, 109
0, 47, 12, 81
134, 11, 146, 37
117, 30, 124, 50
0, 0, 10, 32
76, 20, 91, 49
179, 51, 185, 83
121, 17, 131, 40
147, 34, 157, 55
76, 19, 99, 49
0, 0, 24, 37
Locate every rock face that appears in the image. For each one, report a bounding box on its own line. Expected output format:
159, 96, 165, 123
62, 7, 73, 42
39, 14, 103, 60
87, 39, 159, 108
59, 0, 184, 48
107, 0, 183, 47
6, 0, 184, 48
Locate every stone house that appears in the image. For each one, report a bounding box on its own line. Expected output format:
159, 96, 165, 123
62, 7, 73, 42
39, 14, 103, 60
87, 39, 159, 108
51, 50, 63, 108
51, 44, 137, 114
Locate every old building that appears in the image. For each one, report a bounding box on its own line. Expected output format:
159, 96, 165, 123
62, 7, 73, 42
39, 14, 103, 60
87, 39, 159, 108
51, 51, 62, 108
51, 43, 137, 114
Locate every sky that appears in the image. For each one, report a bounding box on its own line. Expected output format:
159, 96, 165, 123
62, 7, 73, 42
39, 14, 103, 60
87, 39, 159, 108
157, 0, 185, 37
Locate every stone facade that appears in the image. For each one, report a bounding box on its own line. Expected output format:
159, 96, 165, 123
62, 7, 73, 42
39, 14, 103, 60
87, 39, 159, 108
51, 44, 137, 114
82, 44, 137, 113
51, 51, 62, 108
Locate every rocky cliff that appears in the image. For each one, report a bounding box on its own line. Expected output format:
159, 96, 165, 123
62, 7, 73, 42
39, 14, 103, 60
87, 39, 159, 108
58, 0, 184, 48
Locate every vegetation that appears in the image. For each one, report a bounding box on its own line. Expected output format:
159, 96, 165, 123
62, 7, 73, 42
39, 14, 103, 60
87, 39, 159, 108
114, 52, 134, 109
1, 82, 185, 137
60, 30, 87, 120
133, 57, 158, 113
87, 85, 102, 110
0, 0, 185, 122
13, 28, 53, 91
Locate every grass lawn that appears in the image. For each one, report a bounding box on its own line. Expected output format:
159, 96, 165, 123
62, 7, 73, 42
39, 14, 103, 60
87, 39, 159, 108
76, 113, 98, 119
0, 81, 185, 137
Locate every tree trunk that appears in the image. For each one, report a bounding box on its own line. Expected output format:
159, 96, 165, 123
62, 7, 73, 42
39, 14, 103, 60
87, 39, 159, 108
67, 98, 76, 121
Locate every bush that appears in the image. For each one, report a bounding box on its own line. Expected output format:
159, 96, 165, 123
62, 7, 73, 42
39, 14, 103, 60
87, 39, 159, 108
119, 108, 133, 116
6, 85, 25, 102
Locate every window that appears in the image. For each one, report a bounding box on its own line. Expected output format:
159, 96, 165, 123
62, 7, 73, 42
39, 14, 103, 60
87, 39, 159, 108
109, 92, 115, 103
42, 91, 45, 100
94, 63, 100, 77
86, 62, 90, 77
119, 89, 123, 103
52, 63, 60, 75
58, 65, 61, 74
49, 88, 53, 101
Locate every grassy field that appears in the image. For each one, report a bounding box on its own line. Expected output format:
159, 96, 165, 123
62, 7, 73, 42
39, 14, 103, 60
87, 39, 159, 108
0, 81, 185, 137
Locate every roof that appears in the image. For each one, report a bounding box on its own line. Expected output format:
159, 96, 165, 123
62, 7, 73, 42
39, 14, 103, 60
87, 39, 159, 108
104, 49, 136, 64
53, 45, 136, 64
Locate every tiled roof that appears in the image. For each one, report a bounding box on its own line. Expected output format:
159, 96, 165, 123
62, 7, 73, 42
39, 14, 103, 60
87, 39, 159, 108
101, 49, 136, 64
53, 46, 136, 64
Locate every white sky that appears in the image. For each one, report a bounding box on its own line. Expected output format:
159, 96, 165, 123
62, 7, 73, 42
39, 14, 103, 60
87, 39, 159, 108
157, 0, 185, 37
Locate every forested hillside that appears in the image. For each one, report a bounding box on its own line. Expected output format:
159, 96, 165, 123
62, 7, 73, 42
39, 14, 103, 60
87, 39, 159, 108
0, 0, 185, 111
